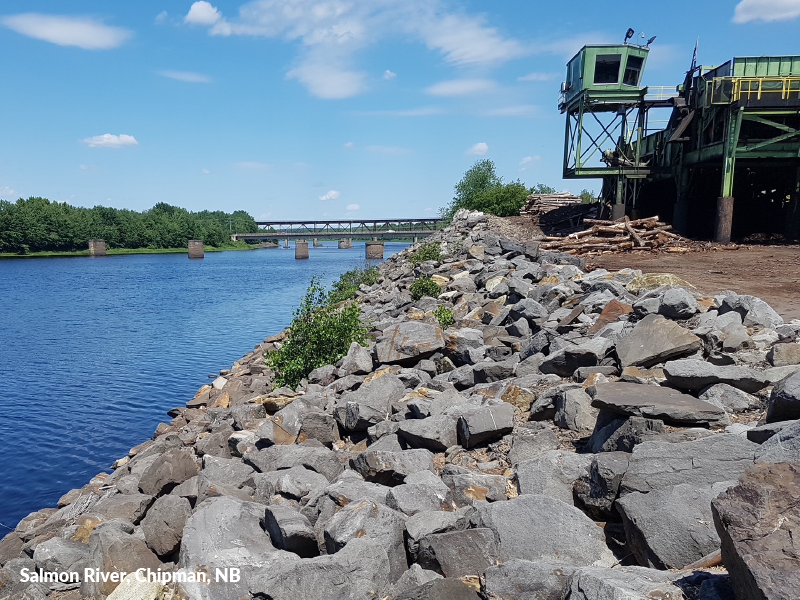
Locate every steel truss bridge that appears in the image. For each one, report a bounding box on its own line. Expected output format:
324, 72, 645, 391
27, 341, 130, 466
231, 218, 443, 241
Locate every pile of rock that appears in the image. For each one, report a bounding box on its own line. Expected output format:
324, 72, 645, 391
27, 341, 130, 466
2, 209, 799, 600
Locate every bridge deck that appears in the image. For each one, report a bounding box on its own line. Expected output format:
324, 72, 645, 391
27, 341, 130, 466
232, 217, 443, 241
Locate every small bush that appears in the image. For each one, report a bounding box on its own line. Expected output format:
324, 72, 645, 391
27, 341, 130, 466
433, 305, 454, 329
328, 265, 380, 304
410, 242, 443, 264
266, 276, 367, 389
410, 276, 441, 301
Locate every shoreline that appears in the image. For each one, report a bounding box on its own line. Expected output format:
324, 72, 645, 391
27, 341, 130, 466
0, 243, 259, 259
1, 210, 797, 599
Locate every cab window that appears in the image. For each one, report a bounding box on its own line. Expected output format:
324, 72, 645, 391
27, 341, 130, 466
623, 55, 644, 86
594, 54, 621, 84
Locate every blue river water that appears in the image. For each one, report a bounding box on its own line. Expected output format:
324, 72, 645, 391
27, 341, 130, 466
0, 242, 407, 529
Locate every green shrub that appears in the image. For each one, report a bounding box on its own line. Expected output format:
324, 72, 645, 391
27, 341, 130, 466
433, 305, 454, 329
328, 265, 380, 304
266, 276, 367, 389
410, 276, 441, 301
410, 242, 443, 264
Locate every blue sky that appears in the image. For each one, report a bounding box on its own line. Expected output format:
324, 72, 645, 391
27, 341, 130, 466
1, 0, 799, 220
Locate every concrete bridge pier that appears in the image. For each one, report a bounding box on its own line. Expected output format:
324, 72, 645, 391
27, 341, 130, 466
88, 239, 107, 257
365, 241, 384, 260
338, 238, 353, 249
295, 240, 309, 259
188, 240, 204, 259
284, 239, 290, 249
313, 238, 323, 247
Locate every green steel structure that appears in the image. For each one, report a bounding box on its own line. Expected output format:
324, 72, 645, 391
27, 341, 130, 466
560, 42, 800, 241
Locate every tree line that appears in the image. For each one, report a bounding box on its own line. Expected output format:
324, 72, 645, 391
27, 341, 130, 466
0, 197, 259, 253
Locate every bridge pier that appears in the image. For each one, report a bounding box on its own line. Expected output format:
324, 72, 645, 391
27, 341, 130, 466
365, 241, 384, 260
295, 240, 309, 259
313, 238, 323, 247
338, 238, 353, 249
188, 240, 204, 259
88, 239, 107, 257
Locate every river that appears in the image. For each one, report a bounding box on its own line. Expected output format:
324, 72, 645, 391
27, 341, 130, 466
0, 242, 408, 529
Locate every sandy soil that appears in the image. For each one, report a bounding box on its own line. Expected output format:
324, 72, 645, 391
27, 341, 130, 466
588, 245, 800, 322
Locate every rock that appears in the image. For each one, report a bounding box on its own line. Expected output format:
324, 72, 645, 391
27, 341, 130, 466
386, 471, 453, 515
250, 538, 390, 600
515, 450, 592, 505
440, 466, 507, 506
700, 383, 760, 414
140, 494, 191, 556
0, 532, 24, 566
562, 565, 685, 600
765, 370, 800, 423
257, 465, 329, 500
590, 381, 727, 426
80, 527, 161, 598
554, 387, 599, 432
720, 292, 784, 329
617, 481, 733, 569
507, 424, 559, 464
384, 564, 442, 599
245, 444, 344, 481
92, 493, 154, 524
297, 412, 340, 447
540, 338, 613, 378
417, 528, 498, 577
32, 536, 89, 575
712, 462, 800, 600
263, 504, 318, 558
588, 299, 634, 334
767, 343, 800, 367
509, 298, 549, 322
454, 403, 515, 448
615, 314, 702, 368
586, 413, 665, 453
473, 360, 517, 383
105, 572, 167, 600
350, 449, 435, 486
404, 508, 472, 562
338, 374, 407, 431
573, 452, 630, 520
663, 359, 769, 394
324, 499, 408, 582
755, 419, 800, 462
201, 454, 255, 489
746, 420, 796, 444
482, 559, 576, 600
137, 449, 198, 496
397, 416, 458, 452
659, 287, 699, 319
308, 364, 337, 385
393, 578, 480, 600
764, 365, 800, 384
377, 322, 446, 365
620, 434, 759, 495
470, 495, 614, 566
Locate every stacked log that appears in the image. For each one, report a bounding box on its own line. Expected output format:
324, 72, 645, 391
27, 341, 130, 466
540, 216, 691, 255
520, 192, 582, 218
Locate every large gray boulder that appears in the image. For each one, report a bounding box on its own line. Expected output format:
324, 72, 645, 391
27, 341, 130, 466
454, 403, 514, 448
350, 449, 435, 486
768, 342, 800, 367
376, 322, 445, 365
404, 508, 472, 562
397, 416, 458, 452
386, 471, 453, 516
573, 452, 630, 520
393, 578, 481, 600
338, 374, 407, 431
140, 494, 191, 556
700, 383, 760, 414
92, 493, 154, 524
482, 559, 577, 600
244, 444, 344, 481
663, 359, 769, 394
562, 566, 685, 600
719, 292, 783, 328
712, 462, 800, 600
659, 287, 699, 319
324, 499, 408, 582
755, 419, 800, 462
514, 450, 592, 505
417, 528, 498, 578
263, 504, 318, 558
440, 465, 507, 506
555, 388, 600, 432
616, 481, 733, 569
341, 341, 374, 375
765, 370, 800, 423
615, 314, 702, 368
32, 537, 89, 576
540, 338, 614, 378
250, 538, 391, 600
80, 527, 161, 598
507, 424, 559, 464
137, 449, 198, 496
620, 434, 759, 495
590, 381, 727, 426
586, 412, 665, 453
470, 495, 614, 566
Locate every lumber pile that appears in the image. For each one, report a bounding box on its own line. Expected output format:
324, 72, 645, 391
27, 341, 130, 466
520, 192, 582, 218
539, 216, 691, 255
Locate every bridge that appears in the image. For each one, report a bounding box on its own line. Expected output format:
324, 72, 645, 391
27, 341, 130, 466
230, 218, 443, 242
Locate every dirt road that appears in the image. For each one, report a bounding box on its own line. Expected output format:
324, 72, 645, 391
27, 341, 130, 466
589, 245, 800, 322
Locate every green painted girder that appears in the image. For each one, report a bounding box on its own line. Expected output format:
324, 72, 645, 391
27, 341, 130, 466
564, 167, 651, 178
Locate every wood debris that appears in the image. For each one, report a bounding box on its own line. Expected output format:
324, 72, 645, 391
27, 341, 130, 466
539, 216, 693, 256
520, 192, 582, 218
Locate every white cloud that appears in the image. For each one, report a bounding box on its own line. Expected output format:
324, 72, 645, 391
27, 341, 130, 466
155, 11, 169, 24
0, 186, 18, 198
202, 168, 211, 174
355, 107, 444, 117
518, 72, 557, 82
2, 14, 132, 49
425, 79, 496, 96
186, 0, 527, 98
346, 203, 360, 211
424, 207, 434, 213
185, 1, 222, 25
383, 69, 397, 80
79, 164, 98, 171
734, 0, 800, 22
483, 105, 538, 117
235, 161, 272, 170
343, 141, 355, 148
519, 155, 541, 171
319, 190, 340, 201
520, 156, 533, 166
467, 142, 489, 155
366, 145, 410, 155
82, 134, 138, 148
158, 70, 212, 83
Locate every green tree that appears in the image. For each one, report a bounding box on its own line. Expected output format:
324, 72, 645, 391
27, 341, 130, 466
579, 189, 597, 204
440, 159, 502, 220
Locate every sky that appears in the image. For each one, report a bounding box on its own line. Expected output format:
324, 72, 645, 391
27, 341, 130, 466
1, 0, 799, 221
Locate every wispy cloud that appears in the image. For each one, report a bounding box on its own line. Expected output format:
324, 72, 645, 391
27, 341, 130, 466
158, 70, 212, 83
366, 145, 410, 155
346, 203, 360, 211
0, 186, 18, 198
320, 190, 340, 201
155, 11, 169, 25
354, 107, 444, 117
79, 164, 98, 171
235, 161, 272, 170
2, 14, 132, 49
425, 78, 496, 96
82, 134, 138, 148
202, 168, 211, 174
383, 69, 396, 80
733, 0, 800, 22
519, 155, 541, 171
185, 1, 528, 99
483, 105, 538, 117
343, 142, 355, 148
517, 72, 557, 82
467, 142, 489, 155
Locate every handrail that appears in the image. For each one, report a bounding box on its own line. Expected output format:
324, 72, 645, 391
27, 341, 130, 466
711, 76, 800, 104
